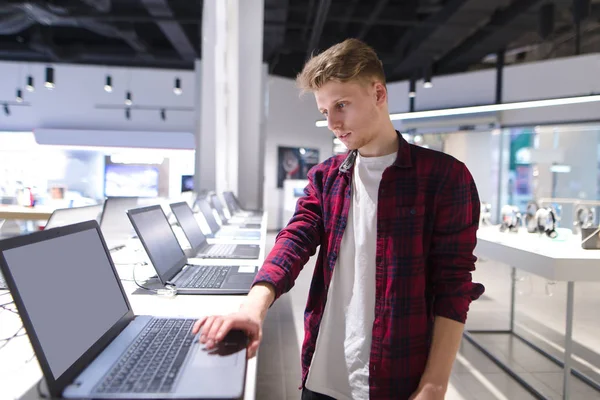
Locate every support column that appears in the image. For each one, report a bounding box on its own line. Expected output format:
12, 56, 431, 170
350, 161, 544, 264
237, 0, 265, 210
195, 0, 264, 205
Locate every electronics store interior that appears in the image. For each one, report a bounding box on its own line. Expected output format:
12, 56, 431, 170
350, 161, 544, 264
1, 1, 600, 400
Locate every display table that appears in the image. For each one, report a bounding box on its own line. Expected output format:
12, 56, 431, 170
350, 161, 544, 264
0, 205, 54, 221
0, 210, 269, 400
472, 226, 600, 400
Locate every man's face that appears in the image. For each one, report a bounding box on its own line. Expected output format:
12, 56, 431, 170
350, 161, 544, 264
315, 79, 384, 151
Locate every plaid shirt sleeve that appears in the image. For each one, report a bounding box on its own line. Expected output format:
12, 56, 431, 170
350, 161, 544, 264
252, 166, 325, 301
429, 161, 484, 323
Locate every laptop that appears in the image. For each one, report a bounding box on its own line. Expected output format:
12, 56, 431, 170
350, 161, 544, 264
170, 202, 260, 260
127, 205, 259, 295
0, 220, 247, 399
223, 191, 262, 218
45, 204, 104, 230
196, 199, 262, 241
209, 194, 262, 229
99, 197, 142, 251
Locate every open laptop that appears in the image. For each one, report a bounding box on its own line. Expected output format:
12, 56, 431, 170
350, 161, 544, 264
170, 202, 260, 260
99, 197, 142, 251
45, 204, 104, 230
209, 194, 262, 229
127, 205, 259, 295
223, 191, 262, 218
0, 220, 247, 399
196, 199, 262, 241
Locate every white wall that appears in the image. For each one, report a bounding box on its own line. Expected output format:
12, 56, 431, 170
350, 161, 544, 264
0, 61, 196, 132
264, 76, 335, 230
385, 54, 600, 127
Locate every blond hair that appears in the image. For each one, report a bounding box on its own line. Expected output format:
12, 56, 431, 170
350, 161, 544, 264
296, 38, 386, 93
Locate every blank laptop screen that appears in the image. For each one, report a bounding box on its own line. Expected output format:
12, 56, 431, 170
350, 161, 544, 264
210, 195, 227, 222
100, 197, 140, 249
197, 200, 221, 233
170, 203, 207, 249
2, 227, 129, 380
45, 205, 103, 230
128, 207, 185, 281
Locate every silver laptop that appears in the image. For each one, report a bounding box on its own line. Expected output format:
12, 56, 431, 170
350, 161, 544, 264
222, 191, 262, 218
45, 204, 104, 230
169, 202, 260, 260
0, 220, 247, 399
196, 199, 261, 241
99, 197, 141, 251
209, 194, 262, 229
127, 205, 259, 295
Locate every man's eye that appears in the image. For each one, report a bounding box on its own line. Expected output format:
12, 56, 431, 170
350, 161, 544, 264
337, 103, 346, 109
322, 110, 328, 116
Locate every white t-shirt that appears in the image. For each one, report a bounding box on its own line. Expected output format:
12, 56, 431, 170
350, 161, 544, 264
306, 152, 397, 400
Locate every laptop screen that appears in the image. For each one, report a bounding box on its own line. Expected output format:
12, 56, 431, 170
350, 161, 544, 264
223, 192, 239, 213
170, 203, 207, 249
127, 206, 186, 283
197, 199, 221, 234
210, 195, 228, 222
99, 197, 140, 249
45, 204, 103, 230
1, 227, 129, 380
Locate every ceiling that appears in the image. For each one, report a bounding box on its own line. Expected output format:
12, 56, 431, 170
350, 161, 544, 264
0, 0, 599, 82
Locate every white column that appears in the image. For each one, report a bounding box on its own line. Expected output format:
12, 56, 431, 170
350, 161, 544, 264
195, 0, 264, 204
237, 0, 265, 209
225, 0, 240, 196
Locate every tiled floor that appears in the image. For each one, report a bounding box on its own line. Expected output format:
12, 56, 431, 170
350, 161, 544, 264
255, 233, 600, 400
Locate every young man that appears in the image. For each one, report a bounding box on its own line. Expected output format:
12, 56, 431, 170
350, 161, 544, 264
193, 38, 485, 400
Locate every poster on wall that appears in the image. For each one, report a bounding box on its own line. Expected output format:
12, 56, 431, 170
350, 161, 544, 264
277, 147, 319, 188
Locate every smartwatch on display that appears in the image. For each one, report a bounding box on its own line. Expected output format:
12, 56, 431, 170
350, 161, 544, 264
573, 205, 595, 231
535, 207, 558, 239
500, 205, 521, 233
524, 201, 540, 233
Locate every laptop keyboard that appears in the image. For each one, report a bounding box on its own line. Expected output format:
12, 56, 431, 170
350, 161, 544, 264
95, 318, 195, 394
204, 243, 236, 258
180, 265, 231, 288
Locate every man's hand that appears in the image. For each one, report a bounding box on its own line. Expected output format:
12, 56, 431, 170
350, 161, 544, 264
408, 383, 446, 400
191, 282, 276, 359
192, 311, 263, 359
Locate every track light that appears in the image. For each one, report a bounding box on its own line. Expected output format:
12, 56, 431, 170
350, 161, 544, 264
174, 78, 182, 95
45, 67, 54, 89
315, 93, 600, 127
409, 77, 416, 98
125, 108, 131, 120
160, 108, 166, 121
3, 104, 10, 116
16, 89, 23, 103
423, 65, 433, 89
26, 76, 34, 92
125, 91, 132, 106
104, 75, 113, 92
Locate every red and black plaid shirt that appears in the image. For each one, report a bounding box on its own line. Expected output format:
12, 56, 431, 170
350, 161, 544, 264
254, 133, 485, 399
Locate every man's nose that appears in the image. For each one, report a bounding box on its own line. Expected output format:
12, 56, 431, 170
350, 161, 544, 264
328, 115, 342, 131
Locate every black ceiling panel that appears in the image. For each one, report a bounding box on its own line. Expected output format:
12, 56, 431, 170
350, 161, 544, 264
0, 0, 595, 78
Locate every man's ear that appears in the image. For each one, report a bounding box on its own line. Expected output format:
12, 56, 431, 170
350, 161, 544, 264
374, 82, 387, 105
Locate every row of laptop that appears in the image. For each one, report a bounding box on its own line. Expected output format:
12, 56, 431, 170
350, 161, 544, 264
0, 191, 264, 399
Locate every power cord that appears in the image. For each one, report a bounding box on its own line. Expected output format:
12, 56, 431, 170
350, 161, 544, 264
132, 262, 176, 297
0, 326, 26, 351
37, 380, 49, 399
